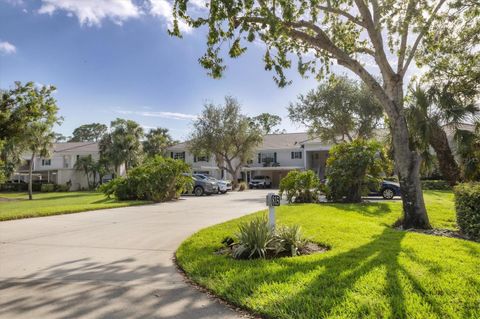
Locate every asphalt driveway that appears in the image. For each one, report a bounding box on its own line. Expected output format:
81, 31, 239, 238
0, 190, 273, 319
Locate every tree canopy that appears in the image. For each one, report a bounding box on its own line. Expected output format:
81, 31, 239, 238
99, 118, 144, 173
289, 76, 384, 143
250, 113, 283, 134
143, 128, 175, 158
69, 123, 108, 142
188, 96, 262, 185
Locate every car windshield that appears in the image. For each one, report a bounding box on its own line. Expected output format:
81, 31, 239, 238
194, 174, 207, 179
253, 176, 266, 179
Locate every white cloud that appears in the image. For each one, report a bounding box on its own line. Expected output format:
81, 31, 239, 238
0, 41, 16, 55
116, 109, 197, 120
148, 0, 191, 33
38, 0, 141, 26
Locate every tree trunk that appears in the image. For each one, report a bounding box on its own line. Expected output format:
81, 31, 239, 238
387, 82, 431, 229
429, 124, 460, 186
28, 152, 35, 200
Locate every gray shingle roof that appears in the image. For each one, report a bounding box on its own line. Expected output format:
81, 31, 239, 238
53, 142, 99, 153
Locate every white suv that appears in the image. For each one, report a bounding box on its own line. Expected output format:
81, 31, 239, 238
249, 176, 272, 189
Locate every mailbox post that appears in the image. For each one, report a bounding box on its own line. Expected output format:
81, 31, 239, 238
266, 193, 281, 229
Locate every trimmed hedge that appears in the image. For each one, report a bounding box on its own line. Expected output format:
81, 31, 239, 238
454, 183, 480, 241
421, 180, 452, 190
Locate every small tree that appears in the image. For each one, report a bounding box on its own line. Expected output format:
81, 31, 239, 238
69, 123, 108, 142
250, 113, 283, 134
189, 97, 262, 187
326, 139, 388, 203
143, 128, 175, 157
279, 170, 321, 203
289, 76, 384, 143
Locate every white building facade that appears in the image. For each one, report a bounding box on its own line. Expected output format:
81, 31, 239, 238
168, 132, 333, 187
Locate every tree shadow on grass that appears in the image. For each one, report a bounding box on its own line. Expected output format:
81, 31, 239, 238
186, 227, 475, 319
318, 201, 395, 217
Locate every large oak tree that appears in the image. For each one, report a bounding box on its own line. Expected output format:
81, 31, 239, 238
172, 0, 477, 229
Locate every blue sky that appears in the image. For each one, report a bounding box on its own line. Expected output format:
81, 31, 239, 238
0, 0, 330, 140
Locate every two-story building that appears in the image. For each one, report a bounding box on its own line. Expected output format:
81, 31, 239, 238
12, 142, 114, 190
168, 132, 333, 187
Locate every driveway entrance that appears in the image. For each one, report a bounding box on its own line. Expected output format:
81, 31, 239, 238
0, 190, 272, 318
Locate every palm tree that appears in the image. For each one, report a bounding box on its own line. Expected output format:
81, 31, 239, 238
406, 84, 479, 186
74, 155, 95, 189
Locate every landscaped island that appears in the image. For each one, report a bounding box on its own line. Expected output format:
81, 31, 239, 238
0, 192, 150, 221
176, 190, 480, 319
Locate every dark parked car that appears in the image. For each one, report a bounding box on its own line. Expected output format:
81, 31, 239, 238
369, 181, 401, 199
183, 174, 218, 196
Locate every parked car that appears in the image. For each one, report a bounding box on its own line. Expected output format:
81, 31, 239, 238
184, 174, 218, 196
369, 181, 401, 199
249, 175, 272, 189
214, 179, 232, 194
321, 179, 401, 200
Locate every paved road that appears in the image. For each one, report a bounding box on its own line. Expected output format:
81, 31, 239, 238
0, 190, 272, 319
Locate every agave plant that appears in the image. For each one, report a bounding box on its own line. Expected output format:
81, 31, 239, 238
233, 216, 276, 259
275, 225, 307, 257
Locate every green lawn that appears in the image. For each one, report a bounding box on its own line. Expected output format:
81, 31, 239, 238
0, 192, 150, 221
176, 191, 480, 319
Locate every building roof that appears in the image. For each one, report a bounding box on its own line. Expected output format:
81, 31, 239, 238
53, 142, 99, 153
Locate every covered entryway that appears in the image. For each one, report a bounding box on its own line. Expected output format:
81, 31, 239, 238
242, 166, 304, 188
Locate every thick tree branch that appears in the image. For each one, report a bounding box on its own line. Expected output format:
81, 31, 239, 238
354, 0, 395, 78
397, 0, 416, 73
401, 0, 447, 76
318, 5, 366, 27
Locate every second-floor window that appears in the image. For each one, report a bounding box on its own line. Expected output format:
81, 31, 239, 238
291, 151, 302, 159
42, 159, 51, 166
258, 152, 276, 164
194, 155, 209, 162
172, 152, 185, 161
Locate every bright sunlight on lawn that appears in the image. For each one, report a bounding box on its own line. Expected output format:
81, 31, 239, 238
0, 192, 150, 221
176, 190, 480, 319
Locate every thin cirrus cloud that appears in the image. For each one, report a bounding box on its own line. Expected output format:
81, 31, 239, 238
0, 41, 16, 55
34, 0, 201, 31
116, 109, 197, 120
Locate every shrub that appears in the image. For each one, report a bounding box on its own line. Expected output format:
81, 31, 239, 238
325, 139, 388, 202
233, 216, 275, 259
279, 170, 320, 203
100, 156, 192, 202
41, 184, 55, 192
421, 180, 452, 190
238, 181, 247, 191
275, 225, 307, 257
54, 184, 70, 192
454, 183, 480, 241
231, 217, 308, 259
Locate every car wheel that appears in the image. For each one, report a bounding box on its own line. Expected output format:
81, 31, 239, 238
194, 186, 204, 196
382, 188, 395, 200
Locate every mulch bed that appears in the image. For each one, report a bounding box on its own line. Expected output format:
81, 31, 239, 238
402, 227, 471, 240
215, 241, 330, 259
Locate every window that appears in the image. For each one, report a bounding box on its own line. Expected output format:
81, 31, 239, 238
172, 152, 185, 161
194, 155, 209, 162
258, 152, 276, 164
291, 151, 302, 159
42, 159, 51, 166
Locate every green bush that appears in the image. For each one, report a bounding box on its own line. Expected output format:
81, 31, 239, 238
232, 216, 308, 259
275, 225, 307, 257
421, 180, 452, 190
100, 156, 192, 202
279, 170, 320, 203
325, 139, 388, 202
40, 184, 55, 192
54, 184, 70, 192
233, 216, 275, 259
238, 181, 247, 191
454, 183, 480, 241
